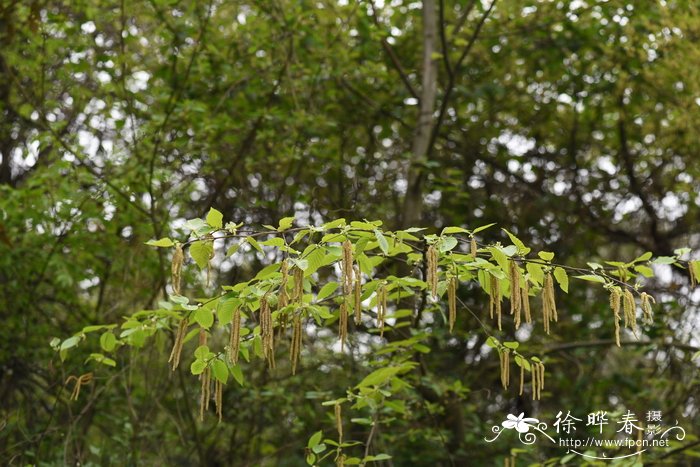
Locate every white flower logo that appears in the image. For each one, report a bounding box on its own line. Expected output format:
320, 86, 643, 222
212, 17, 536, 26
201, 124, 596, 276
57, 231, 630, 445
502, 413, 539, 433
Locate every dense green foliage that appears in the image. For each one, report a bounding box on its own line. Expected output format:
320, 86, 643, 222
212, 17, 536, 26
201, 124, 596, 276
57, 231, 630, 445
1, 0, 699, 465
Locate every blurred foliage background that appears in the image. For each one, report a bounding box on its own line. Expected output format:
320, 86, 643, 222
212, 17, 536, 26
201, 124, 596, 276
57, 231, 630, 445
0, 0, 699, 465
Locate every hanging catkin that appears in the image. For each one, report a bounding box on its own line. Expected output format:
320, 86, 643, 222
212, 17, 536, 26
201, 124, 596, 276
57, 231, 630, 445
339, 302, 348, 349
522, 279, 532, 324
470, 237, 478, 258
623, 289, 637, 335
215, 379, 223, 422
171, 243, 184, 295
426, 245, 439, 298
510, 261, 522, 329
342, 240, 354, 295
640, 292, 655, 324
531, 361, 544, 401
353, 264, 362, 325
199, 366, 211, 421
335, 404, 343, 443
278, 259, 290, 309
293, 266, 304, 303
199, 328, 208, 347
489, 276, 502, 330
610, 288, 622, 347
377, 284, 387, 337
168, 317, 188, 371
531, 362, 538, 400
228, 308, 241, 365
290, 314, 302, 375
260, 296, 275, 368
689, 261, 698, 287
541, 273, 557, 334
448, 276, 457, 333
519, 364, 524, 396
499, 349, 510, 390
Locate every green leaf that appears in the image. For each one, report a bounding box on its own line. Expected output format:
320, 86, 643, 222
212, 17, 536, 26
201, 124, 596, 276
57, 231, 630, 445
634, 265, 654, 278
190, 241, 213, 269
537, 251, 555, 261
364, 454, 392, 462
145, 237, 174, 248
374, 230, 389, 254
278, 216, 295, 231
226, 244, 240, 257
60, 336, 80, 351
441, 226, 468, 235
218, 298, 238, 325
308, 430, 323, 449
231, 364, 245, 386
317, 282, 339, 302
357, 366, 402, 388
190, 359, 206, 375
502, 229, 530, 254
438, 236, 458, 252
206, 208, 223, 228
99, 332, 117, 352
526, 262, 544, 285
634, 251, 653, 263
194, 345, 210, 360
574, 274, 606, 284
553, 267, 569, 293
503, 341, 519, 350
652, 256, 676, 265
247, 236, 263, 253
212, 359, 229, 384
472, 223, 496, 234
485, 336, 499, 348
193, 307, 214, 329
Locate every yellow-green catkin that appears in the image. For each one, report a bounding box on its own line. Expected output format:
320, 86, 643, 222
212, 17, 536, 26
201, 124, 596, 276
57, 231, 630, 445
426, 245, 439, 298
489, 276, 502, 330
171, 243, 184, 295
531, 361, 544, 401
689, 261, 698, 287
542, 273, 557, 334
519, 364, 525, 396
610, 288, 622, 347
510, 261, 522, 329
531, 362, 538, 400
623, 289, 637, 336
199, 366, 211, 421
278, 259, 290, 335
448, 276, 457, 333
335, 404, 343, 443
522, 279, 532, 325
339, 302, 348, 349
215, 379, 223, 422
353, 264, 362, 325
500, 349, 510, 390
342, 240, 354, 296
260, 297, 275, 368
470, 236, 478, 258
293, 267, 304, 303
640, 292, 655, 324
168, 317, 188, 371
377, 284, 387, 337
290, 314, 302, 375
228, 308, 241, 365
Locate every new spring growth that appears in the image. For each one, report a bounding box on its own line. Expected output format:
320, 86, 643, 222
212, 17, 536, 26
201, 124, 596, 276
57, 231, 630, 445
290, 314, 302, 375
448, 275, 457, 333
510, 260, 522, 329
640, 292, 655, 324
489, 275, 502, 330
168, 317, 189, 371
541, 273, 557, 334
171, 243, 184, 295
426, 244, 439, 299
228, 308, 241, 365
610, 288, 622, 347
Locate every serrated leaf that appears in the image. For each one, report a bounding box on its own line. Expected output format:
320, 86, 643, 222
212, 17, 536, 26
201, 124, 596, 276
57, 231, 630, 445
538, 251, 555, 261
193, 307, 214, 329
439, 236, 458, 252
211, 359, 228, 383
472, 223, 496, 234
441, 226, 468, 235
652, 256, 676, 265
317, 282, 339, 302
247, 236, 263, 253
503, 341, 519, 349
308, 430, 323, 449
194, 345, 210, 360
634, 251, 653, 263
553, 267, 569, 293
502, 229, 530, 254
190, 359, 206, 375
206, 208, 223, 228
146, 237, 174, 247
190, 241, 213, 269
278, 216, 295, 231
357, 366, 402, 388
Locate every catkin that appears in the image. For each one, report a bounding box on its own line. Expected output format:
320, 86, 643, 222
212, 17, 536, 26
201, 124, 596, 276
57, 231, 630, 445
377, 284, 387, 337
171, 243, 184, 295
448, 276, 457, 333
541, 273, 557, 334
531, 362, 538, 400
260, 297, 275, 368
199, 328, 207, 347
228, 308, 241, 365
339, 302, 348, 349
510, 261, 522, 328
293, 267, 304, 303
290, 314, 302, 375
215, 380, 223, 422
640, 292, 655, 324
199, 367, 211, 421
470, 237, 478, 258
522, 279, 532, 324
500, 349, 510, 390
489, 276, 502, 330
623, 289, 637, 335
335, 404, 343, 442
610, 288, 622, 347
353, 264, 362, 325
531, 361, 544, 401
342, 240, 354, 295
168, 317, 189, 371
519, 364, 524, 396
426, 245, 439, 298
278, 259, 290, 309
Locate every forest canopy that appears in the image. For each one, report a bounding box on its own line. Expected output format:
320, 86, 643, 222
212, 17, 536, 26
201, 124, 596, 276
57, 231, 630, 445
1, 0, 699, 465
